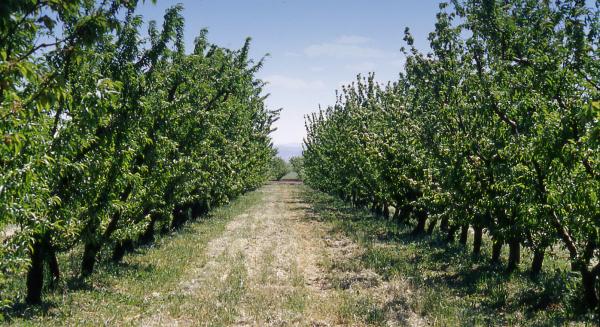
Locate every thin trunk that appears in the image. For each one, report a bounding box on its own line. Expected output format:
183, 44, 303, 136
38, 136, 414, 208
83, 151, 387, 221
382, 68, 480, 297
491, 238, 503, 264
80, 209, 124, 277
426, 219, 437, 235
79, 184, 132, 277
46, 240, 60, 288
530, 247, 545, 278
112, 241, 127, 263
398, 203, 413, 224
440, 216, 449, 232
411, 209, 427, 235
392, 205, 400, 220
26, 238, 45, 304
447, 225, 459, 243
507, 237, 521, 272
171, 204, 187, 230
139, 217, 156, 245
473, 225, 483, 258
160, 219, 170, 234
112, 239, 134, 262
580, 269, 598, 309
459, 225, 469, 245
81, 242, 100, 278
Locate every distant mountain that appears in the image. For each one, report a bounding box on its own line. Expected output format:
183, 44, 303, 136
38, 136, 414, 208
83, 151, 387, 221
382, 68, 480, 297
275, 143, 303, 161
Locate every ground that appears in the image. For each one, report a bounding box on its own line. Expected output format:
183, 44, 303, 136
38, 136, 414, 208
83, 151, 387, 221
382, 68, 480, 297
6, 182, 593, 326
6, 182, 423, 326
141, 182, 423, 326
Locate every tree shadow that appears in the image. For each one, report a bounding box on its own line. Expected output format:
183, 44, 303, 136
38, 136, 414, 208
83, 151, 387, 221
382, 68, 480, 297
299, 187, 581, 324
4, 301, 58, 322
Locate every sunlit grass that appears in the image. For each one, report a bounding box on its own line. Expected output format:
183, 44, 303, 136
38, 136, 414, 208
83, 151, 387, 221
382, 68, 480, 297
281, 171, 299, 180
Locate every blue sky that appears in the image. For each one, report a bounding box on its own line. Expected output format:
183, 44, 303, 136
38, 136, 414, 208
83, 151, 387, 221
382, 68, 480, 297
136, 1, 444, 146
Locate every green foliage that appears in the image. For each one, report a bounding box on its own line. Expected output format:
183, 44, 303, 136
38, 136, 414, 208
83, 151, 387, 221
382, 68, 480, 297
289, 156, 304, 180
269, 156, 289, 181
303, 0, 600, 314
0, 0, 276, 310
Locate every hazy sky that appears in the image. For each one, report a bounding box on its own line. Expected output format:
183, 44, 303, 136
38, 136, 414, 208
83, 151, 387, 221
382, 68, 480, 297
136, 1, 443, 146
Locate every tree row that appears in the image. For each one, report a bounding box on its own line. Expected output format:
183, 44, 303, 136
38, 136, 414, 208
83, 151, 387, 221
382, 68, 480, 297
0, 0, 278, 309
303, 0, 599, 310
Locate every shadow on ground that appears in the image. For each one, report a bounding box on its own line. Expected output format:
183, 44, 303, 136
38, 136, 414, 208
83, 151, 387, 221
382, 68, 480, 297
299, 186, 595, 326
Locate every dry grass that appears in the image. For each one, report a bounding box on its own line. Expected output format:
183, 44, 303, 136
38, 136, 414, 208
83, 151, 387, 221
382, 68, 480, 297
5, 183, 427, 326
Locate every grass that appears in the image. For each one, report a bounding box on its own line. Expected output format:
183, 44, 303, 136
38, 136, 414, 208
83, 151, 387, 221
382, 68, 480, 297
299, 185, 598, 326
284, 264, 309, 313
5, 183, 596, 325
280, 171, 299, 180
2, 189, 264, 326
337, 293, 386, 325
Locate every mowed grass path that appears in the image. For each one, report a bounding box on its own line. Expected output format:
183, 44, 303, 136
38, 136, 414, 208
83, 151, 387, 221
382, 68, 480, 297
9, 183, 589, 326
6, 183, 423, 326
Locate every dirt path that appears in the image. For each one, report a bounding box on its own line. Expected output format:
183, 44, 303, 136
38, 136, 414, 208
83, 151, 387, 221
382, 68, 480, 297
144, 183, 424, 326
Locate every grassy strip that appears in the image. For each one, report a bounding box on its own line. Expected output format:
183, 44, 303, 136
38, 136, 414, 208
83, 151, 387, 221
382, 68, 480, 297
300, 185, 596, 326
4, 188, 264, 325
280, 171, 299, 180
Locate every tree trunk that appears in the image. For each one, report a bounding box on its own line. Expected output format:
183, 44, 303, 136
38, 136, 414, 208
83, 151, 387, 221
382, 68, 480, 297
491, 238, 503, 264
580, 269, 598, 309
446, 225, 459, 243
507, 237, 521, 272
112, 239, 134, 262
26, 238, 45, 304
398, 203, 413, 224
440, 216, 449, 232
426, 219, 437, 235
81, 207, 125, 277
459, 225, 469, 245
411, 209, 427, 235
383, 203, 390, 219
171, 205, 187, 230
392, 205, 400, 220
192, 201, 207, 219
160, 219, 170, 234
112, 241, 127, 263
139, 217, 156, 245
46, 240, 60, 288
530, 247, 545, 278
473, 225, 483, 258
81, 242, 100, 278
